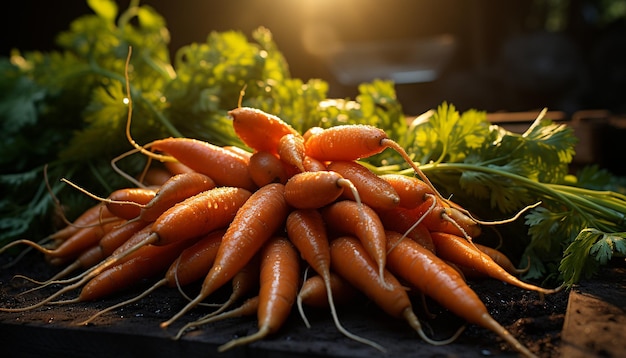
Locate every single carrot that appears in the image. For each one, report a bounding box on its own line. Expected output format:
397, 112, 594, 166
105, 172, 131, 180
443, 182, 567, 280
147, 137, 256, 191
277, 133, 306, 172
228, 107, 301, 155
302, 155, 327, 172
286, 209, 384, 351
106, 187, 158, 220
329, 236, 449, 346
247, 151, 289, 187
137, 172, 216, 222
322, 200, 390, 290
283, 171, 360, 209
161, 183, 288, 328
376, 206, 436, 254
218, 236, 300, 352
430, 232, 562, 295
385, 231, 537, 358
408, 193, 481, 239
141, 166, 174, 186
223, 145, 253, 160
164, 160, 195, 175
380, 173, 433, 209
297, 272, 359, 308
327, 161, 400, 210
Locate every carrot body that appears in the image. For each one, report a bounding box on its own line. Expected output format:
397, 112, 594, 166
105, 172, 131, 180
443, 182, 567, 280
149, 137, 256, 191
430, 232, 558, 294
49, 204, 115, 244
140, 167, 173, 186
247, 151, 289, 187
380, 174, 432, 209
304, 125, 389, 161
164, 229, 225, 288
327, 161, 399, 210
106, 187, 158, 220
376, 206, 436, 253
385, 231, 537, 358
298, 273, 359, 308
322, 200, 389, 288
284, 171, 353, 209
277, 133, 306, 172
161, 183, 288, 327
150, 186, 252, 246
139, 172, 216, 222
44, 220, 123, 261
218, 236, 300, 352
228, 107, 300, 155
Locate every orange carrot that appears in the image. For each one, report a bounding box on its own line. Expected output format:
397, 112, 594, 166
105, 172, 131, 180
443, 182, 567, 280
277, 133, 306, 172
218, 236, 300, 352
385, 231, 537, 358
376, 206, 436, 253
141, 166, 174, 186
106, 187, 158, 220
228, 107, 301, 155
430, 232, 561, 295
297, 272, 359, 308
247, 151, 289, 186
284, 171, 360, 209
322, 200, 390, 289
164, 160, 195, 176
302, 155, 327, 172
327, 161, 400, 210
138, 172, 216, 222
48, 204, 117, 244
380, 174, 433, 209
329, 236, 448, 346
148, 137, 256, 191
161, 183, 288, 328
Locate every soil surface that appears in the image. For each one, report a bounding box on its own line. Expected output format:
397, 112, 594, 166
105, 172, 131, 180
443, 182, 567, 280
0, 251, 622, 358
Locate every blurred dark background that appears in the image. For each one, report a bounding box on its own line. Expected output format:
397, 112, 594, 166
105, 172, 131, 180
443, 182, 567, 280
2, 0, 625, 116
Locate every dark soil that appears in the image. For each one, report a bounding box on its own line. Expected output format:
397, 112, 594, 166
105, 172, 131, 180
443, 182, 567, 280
0, 249, 577, 358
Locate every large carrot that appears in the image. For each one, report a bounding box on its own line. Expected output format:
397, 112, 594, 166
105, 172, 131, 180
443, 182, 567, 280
385, 231, 538, 358
147, 137, 256, 191
430, 232, 562, 295
284, 171, 360, 209
218, 236, 300, 352
327, 160, 400, 210
228, 107, 301, 155
285, 209, 384, 351
161, 183, 288, 328
329, 236, 451, 346
322, 200, 390, 290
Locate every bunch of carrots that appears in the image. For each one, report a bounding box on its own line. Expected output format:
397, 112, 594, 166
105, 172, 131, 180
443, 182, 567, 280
0, 66, 563, 358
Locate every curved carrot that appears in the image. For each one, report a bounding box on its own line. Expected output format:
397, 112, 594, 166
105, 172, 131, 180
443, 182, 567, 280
322, 200, 390, 290
161, 183, 288, 328
247, 151, 289, 187
285, 209, 383, 351
327, 161, 400, 210
430, 232, 561, 295
138, 172, 216, 222
218, 236, 300, 352
380, 174, 432, 209
284, 171, 360, 209
106, 187, 158, 220
329, 236, 449, 346
385, 231, 537, 358
148, 137, 256, 191
376, 206, 436, 254
228, 107, 301, 155
277, 133, 306, 172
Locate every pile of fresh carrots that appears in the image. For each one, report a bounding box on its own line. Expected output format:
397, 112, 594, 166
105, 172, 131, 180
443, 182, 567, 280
0, 77, 563, 357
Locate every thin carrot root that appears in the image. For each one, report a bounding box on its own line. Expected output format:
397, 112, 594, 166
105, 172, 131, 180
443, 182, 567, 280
218, 326, 270, 352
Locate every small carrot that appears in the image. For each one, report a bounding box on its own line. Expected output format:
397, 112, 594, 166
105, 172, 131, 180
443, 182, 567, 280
329, 236, 450, 346
147, 137, 256, 191
409, 193, 481, 239
164, 160, 195, 176
297, 271, 359, 308
247, 151, 289, 187
48, 203, 117, 244
228, 107, 301, 155
284, 171, 360, 209
380, 173, 433, 209
385, 231, 537, 358
137, 172, 216, 222
430, 232, 562, 295
277, 133, 306, 172
218, 236, 300, 352
327, 160, 400, 210
302, 155, 327, 172
161, 183, 288, 328
376, 206, 436, 254
322, 200, 390, 290
106, 187, 158, 220
286, 209, 383, 351
140, 166, 174, 186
